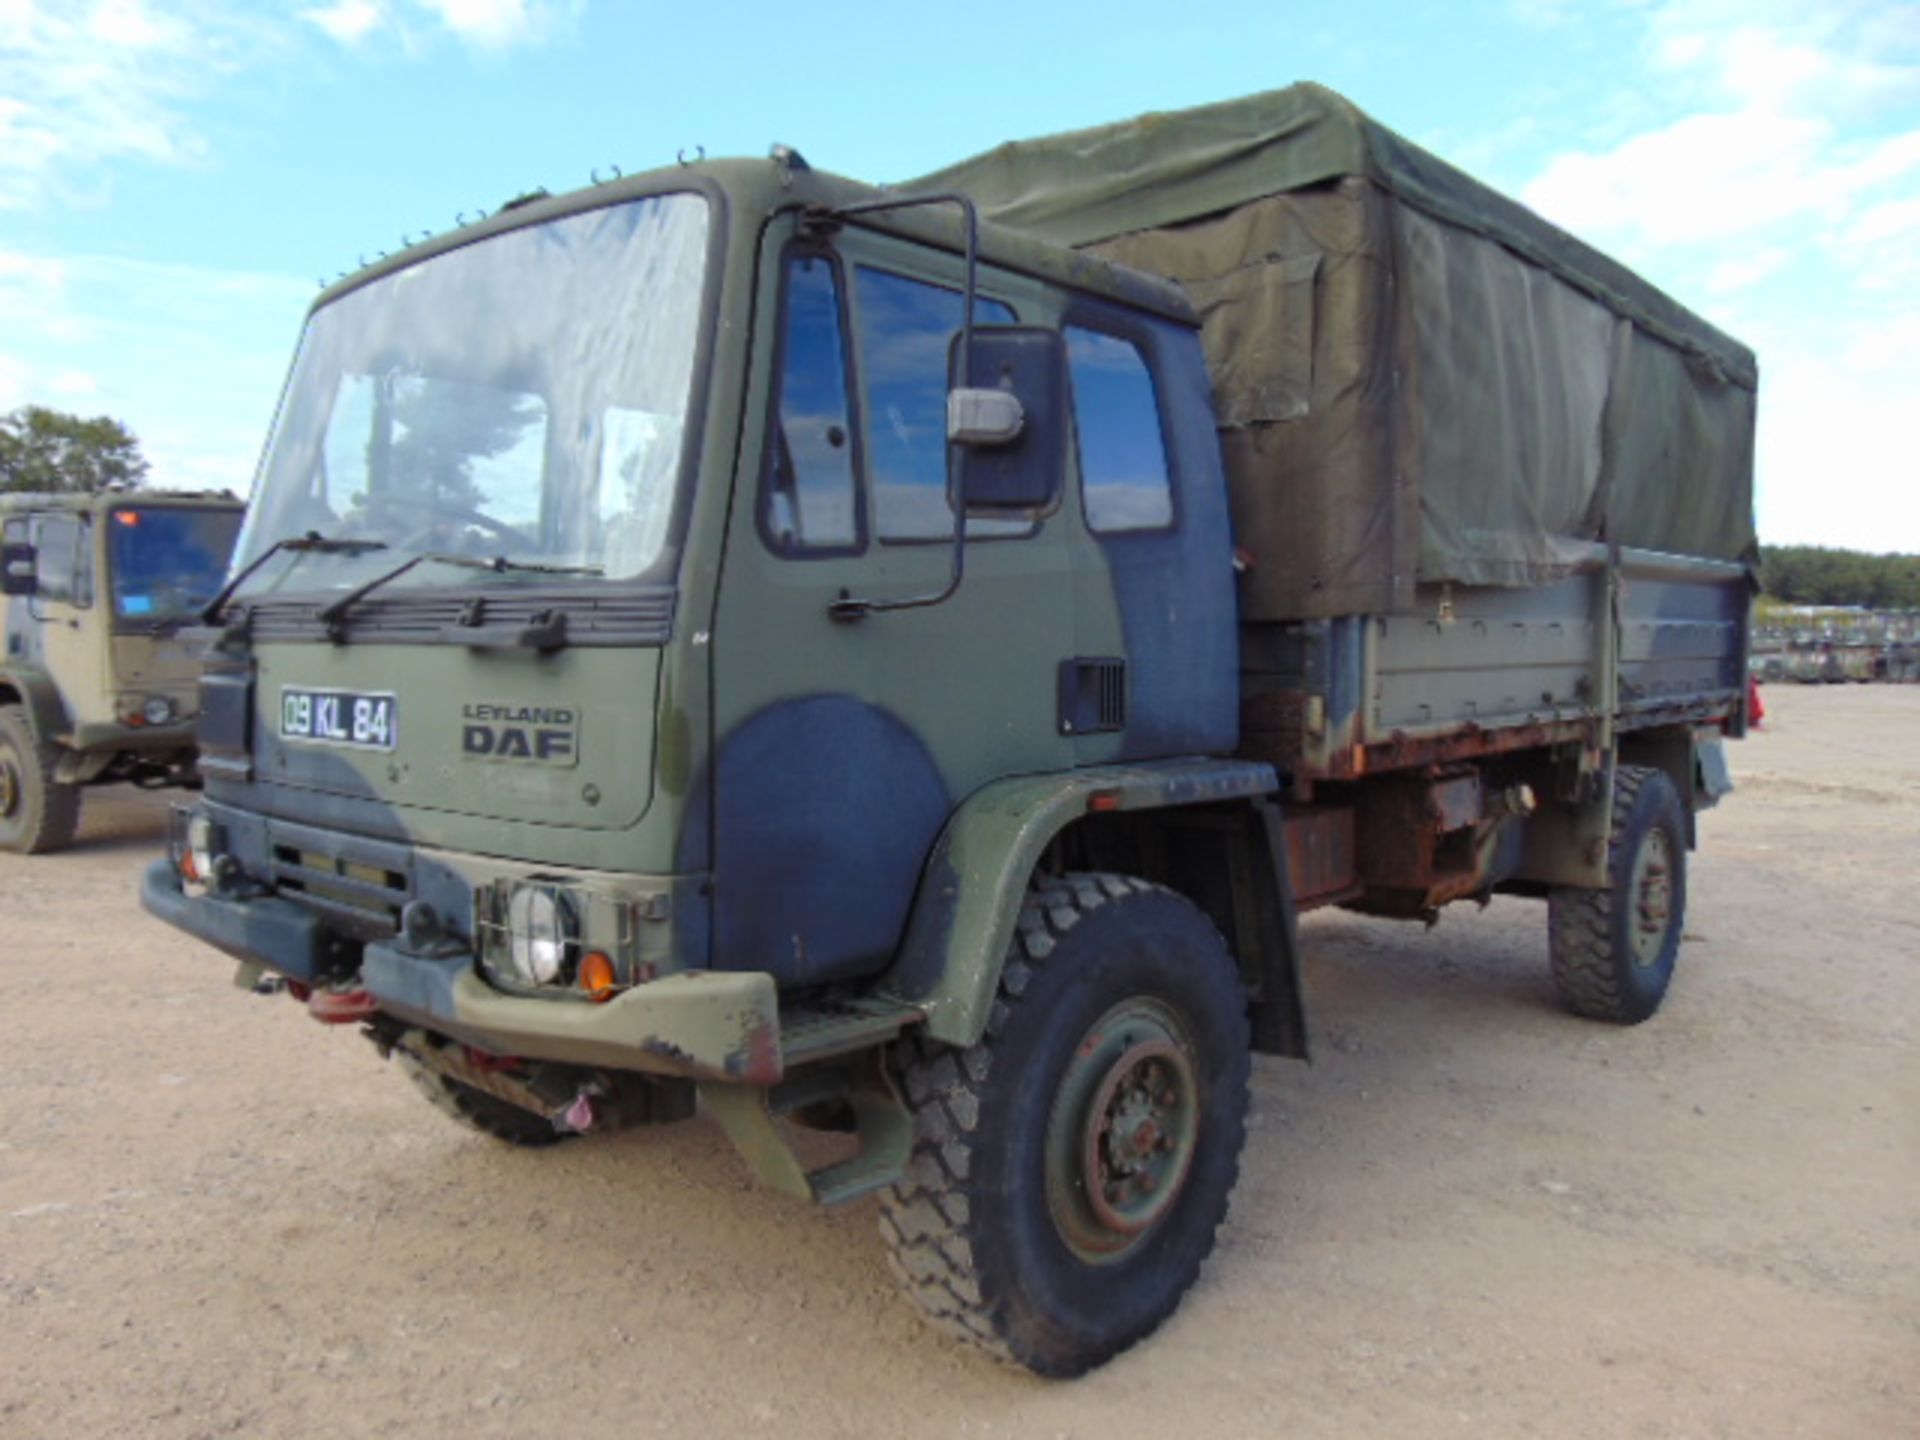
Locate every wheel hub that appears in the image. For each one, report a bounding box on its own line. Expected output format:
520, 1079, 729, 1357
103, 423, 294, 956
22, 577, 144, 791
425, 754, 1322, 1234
1046, 1001, 1200, 1262
1629, 828, 1675, 967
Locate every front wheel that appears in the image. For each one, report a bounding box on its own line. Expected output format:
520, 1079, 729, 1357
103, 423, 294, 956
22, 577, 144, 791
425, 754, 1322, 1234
1548, 764, 1688, 1024
0, 704, 80, 855
881, 873, 1250, 1376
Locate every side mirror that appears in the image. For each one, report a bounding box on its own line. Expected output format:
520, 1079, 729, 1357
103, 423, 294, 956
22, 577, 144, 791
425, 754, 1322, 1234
1, 542, 35, 597
948, 326, 1066, 513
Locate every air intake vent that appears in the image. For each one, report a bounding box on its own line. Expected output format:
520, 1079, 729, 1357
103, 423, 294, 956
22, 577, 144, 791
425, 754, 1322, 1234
266, 819, 413, 939
1059, 657, 1127, 736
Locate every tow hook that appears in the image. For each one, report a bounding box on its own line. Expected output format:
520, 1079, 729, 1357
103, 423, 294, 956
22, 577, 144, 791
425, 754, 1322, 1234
307, 985, 379, 1025
554, 1087, 602, 1134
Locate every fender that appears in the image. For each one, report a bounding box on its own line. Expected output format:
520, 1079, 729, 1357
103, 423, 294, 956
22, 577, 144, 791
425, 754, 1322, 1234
0, 667, 70, 747
880, 757, 1278, 1048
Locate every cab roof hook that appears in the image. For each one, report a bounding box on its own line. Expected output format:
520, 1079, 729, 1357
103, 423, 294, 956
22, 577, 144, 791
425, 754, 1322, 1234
770, 143, 810, 187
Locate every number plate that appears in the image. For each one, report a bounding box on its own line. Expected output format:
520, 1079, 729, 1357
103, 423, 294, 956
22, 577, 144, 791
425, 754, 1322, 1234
279, 687, 398, 751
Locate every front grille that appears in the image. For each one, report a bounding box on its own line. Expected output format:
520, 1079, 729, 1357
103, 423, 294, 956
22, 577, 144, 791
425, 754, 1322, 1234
266, 819, 412, 938
242, 587, 676, 646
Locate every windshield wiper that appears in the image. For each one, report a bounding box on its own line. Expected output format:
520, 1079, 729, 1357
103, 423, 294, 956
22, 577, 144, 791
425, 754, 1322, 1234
317, 552, 603, 642
200, 532, 389, 624
426, 554, 604, 576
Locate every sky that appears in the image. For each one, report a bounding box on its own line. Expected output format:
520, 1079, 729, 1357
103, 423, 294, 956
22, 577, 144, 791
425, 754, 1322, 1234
1, 0, 1916, 552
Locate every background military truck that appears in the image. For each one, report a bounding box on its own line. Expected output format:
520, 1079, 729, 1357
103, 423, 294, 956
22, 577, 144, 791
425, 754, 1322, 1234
1, 489, 244, 852
144, 85, 1752, 1376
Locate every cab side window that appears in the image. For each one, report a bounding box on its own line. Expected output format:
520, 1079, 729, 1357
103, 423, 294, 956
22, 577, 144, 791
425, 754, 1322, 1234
30, 514, 88, 606
761, 253, 861, 555
1066, 327, 1175, 533
852, 266, 1021, 541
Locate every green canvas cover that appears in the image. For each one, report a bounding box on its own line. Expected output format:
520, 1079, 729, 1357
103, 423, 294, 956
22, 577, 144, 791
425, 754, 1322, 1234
908, 84, 1759, 618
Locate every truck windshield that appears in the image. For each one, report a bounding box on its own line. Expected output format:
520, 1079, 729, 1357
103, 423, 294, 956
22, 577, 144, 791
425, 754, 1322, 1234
107, 507, 243, 626
230, 193, 710, 599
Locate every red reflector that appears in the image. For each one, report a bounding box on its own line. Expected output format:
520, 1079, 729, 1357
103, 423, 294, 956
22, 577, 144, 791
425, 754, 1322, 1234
113, 510, 140, 527
307, 987, 376, 1024
1088, 790, 1121, 813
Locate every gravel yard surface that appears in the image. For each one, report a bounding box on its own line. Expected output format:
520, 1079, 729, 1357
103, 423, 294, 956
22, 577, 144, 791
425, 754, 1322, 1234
2, 683, 1914, 1438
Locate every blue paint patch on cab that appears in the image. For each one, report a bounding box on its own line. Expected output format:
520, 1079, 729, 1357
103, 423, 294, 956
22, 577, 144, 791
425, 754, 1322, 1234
699, 695, 951, 987
1101, 318, 1238, 760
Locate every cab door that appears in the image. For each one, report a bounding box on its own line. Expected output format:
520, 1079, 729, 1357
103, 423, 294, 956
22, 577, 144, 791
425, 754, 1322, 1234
12, 513, 100, 729
705, 221, 1074, 986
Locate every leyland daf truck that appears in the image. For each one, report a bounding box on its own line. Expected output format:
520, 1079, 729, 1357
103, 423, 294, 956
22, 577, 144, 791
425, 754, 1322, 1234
1, 488, 244, 852
143, 86, 1754, 1375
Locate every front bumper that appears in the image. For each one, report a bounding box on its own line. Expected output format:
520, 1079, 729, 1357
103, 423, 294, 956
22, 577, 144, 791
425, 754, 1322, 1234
141, 858, 331, 980
140, 860, 783, 1084
71, 717, 199, 753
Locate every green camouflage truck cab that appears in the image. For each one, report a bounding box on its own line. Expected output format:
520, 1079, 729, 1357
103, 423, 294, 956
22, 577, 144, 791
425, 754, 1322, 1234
1, 489, 243, 852
145, 86, 1753, 1375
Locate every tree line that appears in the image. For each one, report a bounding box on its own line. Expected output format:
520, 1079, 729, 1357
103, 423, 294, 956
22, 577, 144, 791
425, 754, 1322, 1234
1760, 545, 1920, 611
0, 405, 149, 493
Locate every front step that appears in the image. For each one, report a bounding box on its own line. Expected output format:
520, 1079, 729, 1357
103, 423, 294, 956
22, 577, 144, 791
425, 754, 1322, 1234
699, 1000, 924, 1204
780, 996, 925, 1066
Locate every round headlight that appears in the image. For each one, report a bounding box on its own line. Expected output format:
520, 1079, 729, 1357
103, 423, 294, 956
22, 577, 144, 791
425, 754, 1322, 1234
507, 885, 572, 985
142, 696, 175, 726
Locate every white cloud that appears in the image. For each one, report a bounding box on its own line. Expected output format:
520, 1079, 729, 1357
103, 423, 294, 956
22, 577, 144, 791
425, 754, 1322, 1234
1526, 110, 1842, 251
0, 353, 31, 411
86, 0, 184, 49
0, 2, 262, 211
302, 0, 385, 45
0, 248, 314, 494
1517, 0, 1920, 549
49, 371, 100, 398
300, 0, 576, 51
417, 0, 534, 47
2, 1, 576, 210
1705, 247, 1791, 296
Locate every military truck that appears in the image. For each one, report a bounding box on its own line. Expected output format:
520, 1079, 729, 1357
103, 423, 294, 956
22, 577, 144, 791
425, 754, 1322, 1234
143, 86, 1753, 1375
1, 488, 244, 852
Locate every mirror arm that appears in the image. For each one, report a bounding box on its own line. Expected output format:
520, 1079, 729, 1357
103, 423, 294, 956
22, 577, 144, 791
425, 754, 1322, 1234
811, 193, 979, 623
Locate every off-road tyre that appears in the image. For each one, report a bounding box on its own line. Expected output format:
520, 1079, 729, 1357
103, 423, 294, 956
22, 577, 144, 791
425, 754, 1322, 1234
1548, 764, 1688, 1025
398, 1053, 572, 1148
880, 873, 1251, 1377
0, 704, 80, 855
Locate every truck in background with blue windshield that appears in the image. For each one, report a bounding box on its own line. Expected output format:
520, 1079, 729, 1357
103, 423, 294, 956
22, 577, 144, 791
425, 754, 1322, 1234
1, 489, 244, 852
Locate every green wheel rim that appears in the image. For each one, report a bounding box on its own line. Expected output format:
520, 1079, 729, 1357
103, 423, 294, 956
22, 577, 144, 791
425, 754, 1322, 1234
1629, 827, 1675, 968
1044, 997, 1201, 1264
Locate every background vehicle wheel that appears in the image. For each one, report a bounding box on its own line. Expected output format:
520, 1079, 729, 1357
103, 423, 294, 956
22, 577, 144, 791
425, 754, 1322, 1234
880, 873, 1250, 1377
1548, 764, 1688, 1024
0, 704, 80, 855
398, 1053, 572, 1148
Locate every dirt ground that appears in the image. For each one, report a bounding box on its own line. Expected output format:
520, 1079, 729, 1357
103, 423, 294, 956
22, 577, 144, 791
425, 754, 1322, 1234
1, 684, 1914, 1439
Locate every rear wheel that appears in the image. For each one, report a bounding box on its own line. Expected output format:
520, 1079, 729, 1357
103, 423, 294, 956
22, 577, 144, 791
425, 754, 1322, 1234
1548, 764, 1688, 1024
881, 873, 1250, 1376
0, 704, 80, 855
398, 1053, 572, 1148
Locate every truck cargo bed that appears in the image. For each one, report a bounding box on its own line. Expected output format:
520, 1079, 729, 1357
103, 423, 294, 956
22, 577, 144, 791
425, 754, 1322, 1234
1240, 546, 1748, 783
